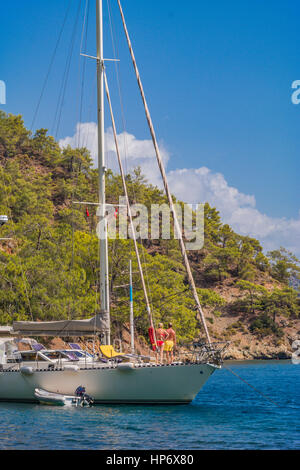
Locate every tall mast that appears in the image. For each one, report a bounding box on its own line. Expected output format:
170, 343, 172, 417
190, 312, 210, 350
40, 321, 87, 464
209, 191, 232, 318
96, 0, 110, 344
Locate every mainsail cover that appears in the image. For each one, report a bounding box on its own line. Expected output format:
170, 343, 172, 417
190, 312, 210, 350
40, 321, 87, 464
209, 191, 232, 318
12, 314, 108, 337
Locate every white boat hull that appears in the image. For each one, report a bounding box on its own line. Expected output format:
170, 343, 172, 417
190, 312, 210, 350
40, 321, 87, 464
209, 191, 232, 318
0, 363, 217, 404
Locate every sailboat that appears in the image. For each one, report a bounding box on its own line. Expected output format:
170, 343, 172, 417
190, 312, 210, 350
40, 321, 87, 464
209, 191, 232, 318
0, 0, 227, 404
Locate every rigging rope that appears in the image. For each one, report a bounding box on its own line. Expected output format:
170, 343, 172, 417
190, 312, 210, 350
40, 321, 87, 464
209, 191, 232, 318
106, 0, 129, 176
30, 0, 72, 132
77, 0, 90, 148
104, 71, 157, 347
106, 0, 157, 318
52, 0, 82, 139
117, 0, 211, 344
69, 0, 90, 320
224, 365, 281, 408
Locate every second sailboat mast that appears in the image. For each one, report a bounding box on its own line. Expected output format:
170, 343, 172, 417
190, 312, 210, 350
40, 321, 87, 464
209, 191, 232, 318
96, 0, 110, 345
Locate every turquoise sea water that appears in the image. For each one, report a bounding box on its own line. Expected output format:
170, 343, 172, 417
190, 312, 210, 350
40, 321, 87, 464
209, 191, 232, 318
0, 361, 299, 450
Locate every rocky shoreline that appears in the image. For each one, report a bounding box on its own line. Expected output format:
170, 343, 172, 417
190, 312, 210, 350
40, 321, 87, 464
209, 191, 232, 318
13, 316, 298, 363
111, 324, 296, 362
206, 314, 299, 361
223, 344, 292, 360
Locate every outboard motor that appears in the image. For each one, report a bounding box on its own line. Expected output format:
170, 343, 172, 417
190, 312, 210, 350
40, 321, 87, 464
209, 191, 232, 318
81, 393, 94, 407
75, 385, 94, 407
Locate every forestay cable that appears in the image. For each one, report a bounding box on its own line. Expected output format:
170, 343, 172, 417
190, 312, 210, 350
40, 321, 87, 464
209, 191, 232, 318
224, 365, 281, 408
106, 0, 155, 315
117, 0, 211, 344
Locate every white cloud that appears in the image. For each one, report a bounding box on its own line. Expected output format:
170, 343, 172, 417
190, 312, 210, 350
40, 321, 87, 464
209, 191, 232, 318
167, 168, 300, 255
60, 122, 98, 161
59, 122, 169, 185
59, 123, 300, 256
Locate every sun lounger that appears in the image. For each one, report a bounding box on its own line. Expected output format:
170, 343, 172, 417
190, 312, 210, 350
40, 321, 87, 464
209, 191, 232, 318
32, 343, 45, 352
68, 343, 82, 350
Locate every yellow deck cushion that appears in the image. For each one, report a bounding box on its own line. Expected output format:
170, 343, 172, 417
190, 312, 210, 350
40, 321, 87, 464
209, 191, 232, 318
99, 345, 122, 358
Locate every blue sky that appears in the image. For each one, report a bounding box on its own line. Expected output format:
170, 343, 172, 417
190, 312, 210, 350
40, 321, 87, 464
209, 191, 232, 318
0, 0, 299, 254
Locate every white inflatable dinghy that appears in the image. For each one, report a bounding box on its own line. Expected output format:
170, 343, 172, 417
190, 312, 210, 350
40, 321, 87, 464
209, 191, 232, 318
34, 388, 82, 406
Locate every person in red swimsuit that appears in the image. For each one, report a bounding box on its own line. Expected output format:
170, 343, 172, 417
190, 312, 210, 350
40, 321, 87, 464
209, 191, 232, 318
156, 323, 169, 363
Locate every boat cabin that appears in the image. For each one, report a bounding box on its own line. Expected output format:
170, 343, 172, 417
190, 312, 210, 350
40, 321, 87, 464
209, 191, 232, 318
10, 348, 94, 364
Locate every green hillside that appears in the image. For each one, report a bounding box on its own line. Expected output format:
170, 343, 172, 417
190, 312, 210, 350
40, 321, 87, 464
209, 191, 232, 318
0, 111, 299, 346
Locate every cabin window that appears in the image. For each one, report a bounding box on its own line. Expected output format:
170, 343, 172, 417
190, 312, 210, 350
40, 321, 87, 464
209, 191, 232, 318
21, 352, 38, 362
43, 351, 61, 360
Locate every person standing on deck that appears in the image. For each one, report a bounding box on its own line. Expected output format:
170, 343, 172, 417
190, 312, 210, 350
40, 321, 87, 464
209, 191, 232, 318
156, 323, 168, 363
164, 323, 176, 364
